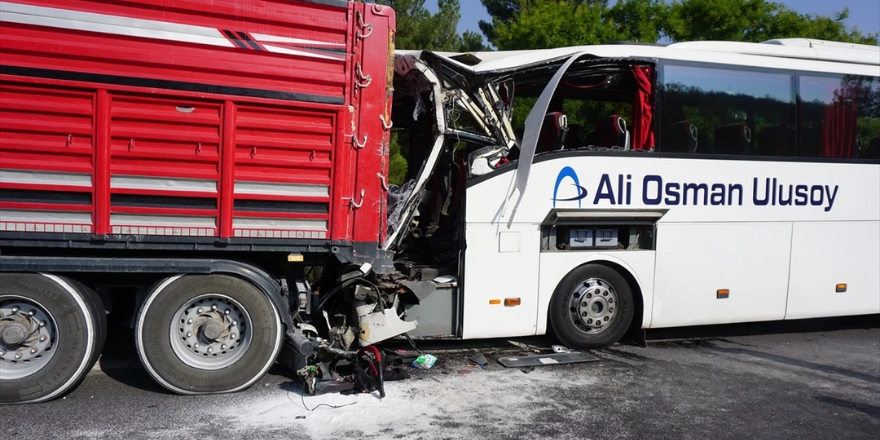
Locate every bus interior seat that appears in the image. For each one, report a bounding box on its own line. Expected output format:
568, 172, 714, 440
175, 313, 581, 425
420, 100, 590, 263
538, 112, 569, 153
757, 125, 793, 156
715, 123, 751, 155
663, 120, 698, 153
586, 114, 630, 150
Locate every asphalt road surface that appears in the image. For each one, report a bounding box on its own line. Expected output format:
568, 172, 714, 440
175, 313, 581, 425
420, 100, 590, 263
2, 316, 878, 440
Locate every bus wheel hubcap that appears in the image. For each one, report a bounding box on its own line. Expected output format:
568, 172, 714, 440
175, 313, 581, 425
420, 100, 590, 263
569, 278, 618, 334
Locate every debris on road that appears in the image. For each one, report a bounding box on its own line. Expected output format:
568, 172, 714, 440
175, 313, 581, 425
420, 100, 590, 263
552, 345, 574, 353
497, 352, 599, 368
411, 354, 438, 369
467, 352, 489, 367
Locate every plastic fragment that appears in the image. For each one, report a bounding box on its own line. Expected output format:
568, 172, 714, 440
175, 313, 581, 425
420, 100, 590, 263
411, 354, 437, 369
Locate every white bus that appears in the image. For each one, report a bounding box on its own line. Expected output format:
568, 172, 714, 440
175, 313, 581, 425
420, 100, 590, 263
391, 38, 879, 349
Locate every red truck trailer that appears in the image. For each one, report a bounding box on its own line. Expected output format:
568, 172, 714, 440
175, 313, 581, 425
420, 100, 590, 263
0, 0, 398, 402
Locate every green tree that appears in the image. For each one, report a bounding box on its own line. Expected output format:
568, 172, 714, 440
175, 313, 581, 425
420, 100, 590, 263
491, 1, 620, 50
460, 30, 490, 52
663, 0, 878, 44
605, 0, 666, 43
479, 0, 608, 46
481, 0, 877, 49
377, 0, 487, 51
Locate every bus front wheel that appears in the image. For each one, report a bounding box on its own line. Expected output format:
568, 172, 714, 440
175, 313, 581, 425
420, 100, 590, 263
549, 264, 634, 349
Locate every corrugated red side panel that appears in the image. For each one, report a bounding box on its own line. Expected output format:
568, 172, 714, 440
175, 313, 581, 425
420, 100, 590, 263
0, 0, 393, 248
0, 84, 95, 233
231, 104, 335, 239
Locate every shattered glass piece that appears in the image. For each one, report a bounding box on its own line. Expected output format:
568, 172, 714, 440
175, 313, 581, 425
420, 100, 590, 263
413, 94, 426, 121
386, 179, 416, 237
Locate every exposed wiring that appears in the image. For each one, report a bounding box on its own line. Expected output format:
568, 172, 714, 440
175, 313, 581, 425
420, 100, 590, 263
293, 387, 358, 412
302, 392, 357, 412
315, 276, 388, 315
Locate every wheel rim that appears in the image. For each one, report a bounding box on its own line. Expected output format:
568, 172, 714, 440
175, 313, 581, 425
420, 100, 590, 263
0, 296, 58, 380
568, 277, 618, 335
169, 294, 252, 370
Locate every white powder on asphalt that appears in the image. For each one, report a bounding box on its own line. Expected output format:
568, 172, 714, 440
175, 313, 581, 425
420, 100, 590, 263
224, 366, 597, 439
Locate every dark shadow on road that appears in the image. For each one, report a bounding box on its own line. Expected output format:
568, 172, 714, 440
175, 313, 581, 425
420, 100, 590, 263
699, 341, 880, 385
646, 314, 880, 342
96, 326, 171, 395
815, 396, 880, 420
380, 334, 560, 355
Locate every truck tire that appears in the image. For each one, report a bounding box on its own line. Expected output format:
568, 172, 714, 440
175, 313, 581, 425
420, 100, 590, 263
135, 274, 282, 394
0, 273, 106, 404
549, 264, 634, 349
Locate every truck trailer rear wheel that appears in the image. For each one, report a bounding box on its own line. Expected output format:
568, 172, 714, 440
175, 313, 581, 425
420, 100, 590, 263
549, 264, 634, 349
135, 274, 282, 395
0, 273, 105, 404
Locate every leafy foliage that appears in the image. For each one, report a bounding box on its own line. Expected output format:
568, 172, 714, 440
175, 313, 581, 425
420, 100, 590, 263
663, 0, 878, 44
479, 0, 878, 49
491, 1, 620, 50
376, 0, 489, 52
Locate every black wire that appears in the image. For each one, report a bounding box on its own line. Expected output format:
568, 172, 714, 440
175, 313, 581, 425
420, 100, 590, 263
289, 383, 358, 412
315, 277, 360, 311
315, 276, 387, 313
301, 391, 357, 412
354, 278, 387, 312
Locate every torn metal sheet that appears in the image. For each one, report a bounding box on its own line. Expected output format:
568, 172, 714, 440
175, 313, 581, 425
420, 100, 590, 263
497, 352, 598, 368
356, 295, 417, 346
399, 279, 436, 302
515, 52, 591, 199
384, 56, 447, 250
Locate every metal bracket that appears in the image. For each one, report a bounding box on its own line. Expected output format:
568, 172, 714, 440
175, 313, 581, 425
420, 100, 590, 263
350, 189, 365, 209
353, 133, 368, 149
196, 142, 202, 154
380, 114, 392, 130
377, 173, 389, 191
66, 134, 74, 147
355, 63, 372, 89
128, 139, 135, 151
250, 146, 257, 158
356, 11, 373, 40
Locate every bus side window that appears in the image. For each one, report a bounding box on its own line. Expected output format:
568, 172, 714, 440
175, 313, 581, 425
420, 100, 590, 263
660, 64, 795, 157
799, 74, 880, 159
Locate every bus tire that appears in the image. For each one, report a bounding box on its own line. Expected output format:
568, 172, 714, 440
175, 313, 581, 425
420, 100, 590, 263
0, 273, 105, 404
549, 264, 634, 349
135, 274, 282, 395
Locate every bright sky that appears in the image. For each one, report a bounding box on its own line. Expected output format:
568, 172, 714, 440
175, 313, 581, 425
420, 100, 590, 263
425, 0, 880, 40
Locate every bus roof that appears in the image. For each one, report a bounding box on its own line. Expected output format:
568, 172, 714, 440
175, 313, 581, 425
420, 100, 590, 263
403, 38, 880, 77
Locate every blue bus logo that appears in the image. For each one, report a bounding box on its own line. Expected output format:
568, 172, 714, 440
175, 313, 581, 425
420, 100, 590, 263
552, 166, 588, 208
